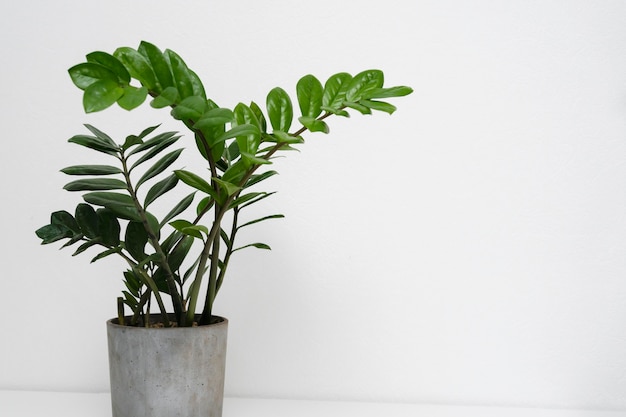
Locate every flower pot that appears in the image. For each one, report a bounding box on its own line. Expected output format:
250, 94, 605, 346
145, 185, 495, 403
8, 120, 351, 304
106, 315, 228, 417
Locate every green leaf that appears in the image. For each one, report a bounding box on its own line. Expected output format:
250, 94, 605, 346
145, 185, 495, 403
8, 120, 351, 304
72, 238, 102, 256
267, 87, 293, 132
51, 210, 80, 234
296, 74, 323, 118
174, 170, 217, 198
361, 86, 414, 99
68, 62, 118, 90
298, 116, 329, 133
213, 178, 240, 197
169, 220, 206, 239
320, 105, 350, 117
193, 108, 234, 130
150, 86, 180, 108
249, 101, 267, 133
122, 124, 160, 150
240, 151, 272, 168
117, 85, 149, 110
267, 130, 304, 144
125, 221, 148, 262
239, 214, 284, 229
83, 79, 125, 113
238, 191, 276, 209
196, 196, 213, 216
188, 69, 207, 100
64, 178, 127, 191
129, 135, 181, 170
144, 174, 178, 207
138, 41, 173, 91
35, 224, 72, 244
217, 124, 260, 149
82, 192, 140, 221
86, 51, 131, 84
161, 192, 195, 227
245, 170, 278, 188
229, 192, 266, 209
165, 49, 194, 99
234, 102, 263, 131
127, 130, 179, 157
83, 124, 117, 146
167, 235, 194, 272
68, 135, 118, 155
360, 99, 397, 114
344, 101, 372, 115
61, 165, 122, 176
171, 96, 207, 122
322, 72, 352, 109
113, 46, 158, 91
136, 148, 183, 189
345, 69, 384, 102
75, 203, 99, 239
234, 242, 271, 252
97, 208, 121, 247
91, 246, 121, 263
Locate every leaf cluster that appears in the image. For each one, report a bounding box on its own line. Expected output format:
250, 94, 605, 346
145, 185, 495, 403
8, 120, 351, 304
36, 41, 413, 327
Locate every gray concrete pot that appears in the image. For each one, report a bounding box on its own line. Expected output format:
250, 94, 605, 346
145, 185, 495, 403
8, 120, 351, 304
106, 315, 228, 417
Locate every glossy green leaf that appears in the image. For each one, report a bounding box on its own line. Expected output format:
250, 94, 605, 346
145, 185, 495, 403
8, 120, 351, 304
113, 47, 158, 91
75, 203, 99, 239
82, 192, 140, 221
298, 116, 329, 133
245, 170, 278, 188
83, 79, 125, 113
195, 195, 213, 216
161, 192, 195, 227
171, 96, 207, 122
125, 221, 148, 262
221, 160, 247, 185
188, 69, 206, 100
230, 192, 265, 209
138, 41, 173, 91
344, 101, 372, 115
64, 178, 127, 191
129, 136, 181, 171
68, 62, 118, 90
83, 124, 116, 146
238, 191, 276, 209
72, 238, 101, 256
61, 165, 122, 176
249, 101, 267, 133
167, 235, 194, 272
240, 151, 272, 168
213, 178, 240, 197
234, 242, 271, 252
166, 49, 194, 99
193, 108, 234, 130
296, 74, 323, 118
170, 220, 206, 239
136, 148, 184, 188
267, 87, 293, 132
86, 51, 131, 84
238, 214, 284, 229
320, 105, 350, 117
217, 124, 260, 148
174, 170, 216, 197
127, 130, 179, 157
345, 69, 384, 102
118, 85, 149, 110
50, 211, 80, 233
35, 224, 72, 244
360, 99, 397, 114
91, 246, 121, 263
322, 72, 352, 109
144, 174, 178, 207
234, 103, 262, 131
150, 86, 180, 108
97, 208, 121, 247
267, 130, 304, 144
361, 86, 414, 99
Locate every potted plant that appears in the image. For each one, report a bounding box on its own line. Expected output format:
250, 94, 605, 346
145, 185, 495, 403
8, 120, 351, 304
35, 41, 412, 417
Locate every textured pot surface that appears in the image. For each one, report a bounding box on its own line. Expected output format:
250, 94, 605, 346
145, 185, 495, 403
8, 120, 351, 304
107, 315, 228, 417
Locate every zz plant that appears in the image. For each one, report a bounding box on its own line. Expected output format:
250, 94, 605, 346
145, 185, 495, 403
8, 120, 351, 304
36, 41, 412, 327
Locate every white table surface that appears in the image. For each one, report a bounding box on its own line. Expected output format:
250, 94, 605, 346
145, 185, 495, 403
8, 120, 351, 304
2, 390, 626, 417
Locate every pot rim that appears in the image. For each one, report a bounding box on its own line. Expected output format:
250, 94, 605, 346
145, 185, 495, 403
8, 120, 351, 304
107, 314, 228, 329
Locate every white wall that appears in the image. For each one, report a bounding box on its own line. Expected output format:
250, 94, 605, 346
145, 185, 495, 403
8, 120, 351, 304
1, 0, 626, 411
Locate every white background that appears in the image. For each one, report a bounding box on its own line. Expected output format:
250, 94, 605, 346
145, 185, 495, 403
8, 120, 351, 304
1, 0, 626, 412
